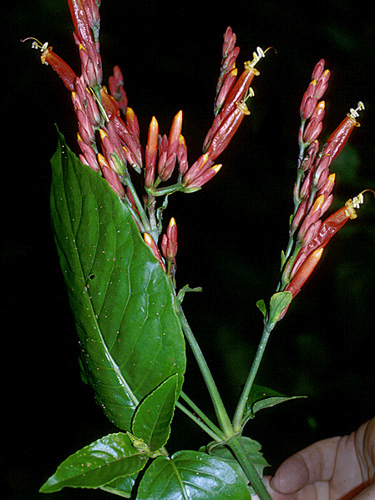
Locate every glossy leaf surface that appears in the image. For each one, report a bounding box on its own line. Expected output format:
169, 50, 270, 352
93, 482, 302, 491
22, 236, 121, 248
137, 450, 253, 500
40, 432, 148, 493
207, 437, 269, 494
132, 373, 179, 451
50, 131, 186, 430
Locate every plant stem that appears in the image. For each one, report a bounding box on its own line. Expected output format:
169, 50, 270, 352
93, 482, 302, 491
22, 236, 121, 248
227, 435, 272, 500
175, 303, 233, 437
125, 178, 153, 237
179, 391, 225, 439
232, 321, 274, 432
176, 400, 224, 441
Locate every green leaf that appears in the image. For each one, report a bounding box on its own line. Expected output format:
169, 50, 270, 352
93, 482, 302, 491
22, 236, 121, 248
132, 374, 179, 452
243, 384, 306, 422
40, 432, 148, 493
268, 291, 292, 325
50, 131, 186, 430
256, 299, 267, 320
206, 437, 269, 494
137, 450, 253, 500
100, 472, 138, 498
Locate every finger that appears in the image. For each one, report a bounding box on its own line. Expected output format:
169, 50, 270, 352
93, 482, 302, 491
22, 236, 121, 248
350, 482, 375, 500
271, 436, 341, 494
251, 476, 293, 500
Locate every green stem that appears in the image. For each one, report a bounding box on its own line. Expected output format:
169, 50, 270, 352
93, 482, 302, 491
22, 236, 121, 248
179, 391, 225, 439
227, 435, 272, 500
175, 303, 233, 437
147, 182, 182, 197
125, 178, 153, 236
232, 321, 274, 432
176, 400, 224, 441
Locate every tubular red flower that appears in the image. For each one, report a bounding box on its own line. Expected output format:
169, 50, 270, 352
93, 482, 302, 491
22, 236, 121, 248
68, 0, 94, 50
168, 110, 183, 146
206, 101, 250, 161
22, 38, 77, 92
293, 191, 371, 274
322, 103, 364, 162
41, 48, 77, 92
145, 116, 159, 188
218, 66, 257, 125
285, 248, 324, 298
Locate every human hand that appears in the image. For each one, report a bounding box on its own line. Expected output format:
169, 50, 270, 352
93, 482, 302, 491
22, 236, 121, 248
261, 418, 375, 499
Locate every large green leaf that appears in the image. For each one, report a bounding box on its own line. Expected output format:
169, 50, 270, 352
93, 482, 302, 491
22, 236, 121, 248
136, 450, 253, 500
40, 432, 148, 493
50, 131, 186, 430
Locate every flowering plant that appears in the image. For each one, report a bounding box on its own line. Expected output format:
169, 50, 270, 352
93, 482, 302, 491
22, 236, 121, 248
24, 1, 373, 499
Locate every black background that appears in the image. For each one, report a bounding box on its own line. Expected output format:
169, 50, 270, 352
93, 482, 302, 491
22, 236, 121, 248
3, 1, 375, 498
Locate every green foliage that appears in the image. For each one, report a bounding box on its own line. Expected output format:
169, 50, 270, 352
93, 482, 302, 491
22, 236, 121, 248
131, 373, 179, 452
203, 436, 269, 495
50, 131, 186, 431
256, 292, 292, 327
136, 450, 254, 500
39, 432, 148, 493
243, 384, 306, 423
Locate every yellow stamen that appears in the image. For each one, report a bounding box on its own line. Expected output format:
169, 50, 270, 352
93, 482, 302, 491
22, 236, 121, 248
236, 101, 251, 115
348, 101, 365, 121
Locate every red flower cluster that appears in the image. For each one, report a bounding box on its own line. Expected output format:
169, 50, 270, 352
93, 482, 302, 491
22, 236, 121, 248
278, 58, 369, 315
24, 3, 269, 278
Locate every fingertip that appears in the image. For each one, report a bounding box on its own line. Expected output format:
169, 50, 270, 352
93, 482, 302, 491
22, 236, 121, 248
270, 455, 309, 494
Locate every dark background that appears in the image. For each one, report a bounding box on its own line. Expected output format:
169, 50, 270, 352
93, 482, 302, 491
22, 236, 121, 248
3, 0, 375, 498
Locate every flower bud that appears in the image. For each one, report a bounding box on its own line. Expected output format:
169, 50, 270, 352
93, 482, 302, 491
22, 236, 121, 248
161, 217, 178, 262
143, 233, 166, 271
285, 248, 324, 298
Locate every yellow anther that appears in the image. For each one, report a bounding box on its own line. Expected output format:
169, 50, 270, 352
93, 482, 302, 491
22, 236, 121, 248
345, 189, 375, 219
236, 101, 251, 115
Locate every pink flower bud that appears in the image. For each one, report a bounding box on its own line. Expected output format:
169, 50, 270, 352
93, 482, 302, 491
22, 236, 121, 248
143, 233, 166, 271
98, 153, 125, 198
303, 118, 323, 144
161, 217, 178, 262
311, 59, 325, 81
